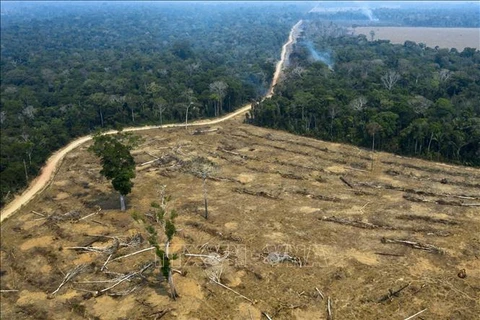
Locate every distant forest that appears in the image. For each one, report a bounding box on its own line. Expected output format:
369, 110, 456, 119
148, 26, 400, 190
249, 20, 480, 166
308, 2, 480, 27
1, 2, 479, 207
0, 2, 308, 206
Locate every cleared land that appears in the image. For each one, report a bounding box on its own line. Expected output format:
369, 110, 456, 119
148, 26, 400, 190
1, 116, 479, 319
355, 27, 480, 50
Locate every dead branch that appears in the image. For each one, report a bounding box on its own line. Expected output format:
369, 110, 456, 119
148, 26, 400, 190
233, 187, 280, 200
65, 238, 119, 255
403, 194, 428, 203
31, 210, 45, 217
206, 265, 252, 303
47, 210, 81, 222
104, 238, 120, 255
279, 172, 303, 180
262, 312, 273, 320
145, 151, 160, 160
395, 214, 459, 225
184, 253, 228, 264
218, 147, 246, 159
208, 176, 244, 184
140, 159, 159, 167
404, 308, 427, 320
327, 296, 333, 320
0, 289, 19, 293
76, 280, 120, 284
51, 264, 87, 296
349, 166, 369, 173
293, 189, 341, 202
378, 282, 410, 303
99, 263, 153, 294
381, 237, 444, 254
315, 287, 324, 299
149, 309, 170, 319
455, 195, 476, 200
73, 287, 99, 296
79, 207, 102, 221
311, 194, 341, 202
321, 216, 395, 230
339, 177, 354, 189
123, 233, 144, 247
91, 220, 107, 226
436, 199, 462, 206
193, 128, 219, 135
110, 247, 155, 262
210, 278, 254, 303
356, 180, 479, 200
101, 254, 112, 271
79, 234, 119, 247
263, 252, 302, 267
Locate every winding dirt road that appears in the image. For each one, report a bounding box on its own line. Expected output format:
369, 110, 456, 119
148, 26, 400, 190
0, 20, 303, 223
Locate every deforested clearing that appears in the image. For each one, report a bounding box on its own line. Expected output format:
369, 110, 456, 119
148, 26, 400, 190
355, 27, 480, 50
1, 117, 479, 319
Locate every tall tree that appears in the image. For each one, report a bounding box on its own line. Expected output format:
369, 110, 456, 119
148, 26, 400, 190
366, 122, 383, 152
89, 132, 140, 211
189, 157, 217, 219
209, 81, 228, 117
381, 70, 401, 91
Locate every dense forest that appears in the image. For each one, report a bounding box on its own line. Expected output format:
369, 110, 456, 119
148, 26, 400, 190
0, 2, 309, 206
249, 20, 480, 166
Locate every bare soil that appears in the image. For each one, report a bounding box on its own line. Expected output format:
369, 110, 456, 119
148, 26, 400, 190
1, 116, 479, 319
354, 27, 480, 50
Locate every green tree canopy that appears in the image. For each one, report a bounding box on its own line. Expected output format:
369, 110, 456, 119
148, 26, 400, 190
89, 132, 140, 211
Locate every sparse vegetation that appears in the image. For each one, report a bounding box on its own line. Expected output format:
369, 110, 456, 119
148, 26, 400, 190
1, 122, 479, 319
132, 188, 179, 300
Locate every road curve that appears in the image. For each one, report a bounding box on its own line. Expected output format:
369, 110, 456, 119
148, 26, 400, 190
0, 20, 303, 223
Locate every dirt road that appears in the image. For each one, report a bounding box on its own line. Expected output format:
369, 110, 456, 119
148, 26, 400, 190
0, 20, 303, 223
266, 20, 303, 98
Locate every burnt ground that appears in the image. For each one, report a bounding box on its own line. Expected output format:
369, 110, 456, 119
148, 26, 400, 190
1, 117, 479, 319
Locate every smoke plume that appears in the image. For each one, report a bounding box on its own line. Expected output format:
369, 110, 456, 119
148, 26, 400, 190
361, 7, 378, 21
305, 41, 334, 70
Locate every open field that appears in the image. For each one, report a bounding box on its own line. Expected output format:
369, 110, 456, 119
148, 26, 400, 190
1, 117, 479, 319
355, 27, 480, 50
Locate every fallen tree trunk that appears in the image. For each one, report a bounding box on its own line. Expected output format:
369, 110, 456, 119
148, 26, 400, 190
321, 216, 395, 230
381, 237, 444, 254
233, 187, 280, 200
339, 176, 354, 189
193, 128, 219, 135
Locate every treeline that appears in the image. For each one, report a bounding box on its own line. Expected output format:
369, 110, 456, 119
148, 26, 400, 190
373, 6, 480, 28
0, 2, 308, 206
308, 3, 480, 27
249, 21, 480, 166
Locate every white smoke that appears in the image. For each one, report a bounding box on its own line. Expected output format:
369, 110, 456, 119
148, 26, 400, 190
361, 7, 378, 21
305, 41, 334, 70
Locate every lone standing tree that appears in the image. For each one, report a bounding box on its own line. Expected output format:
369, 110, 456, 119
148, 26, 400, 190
89, 132, 140, 211
189, 157, 217, 219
